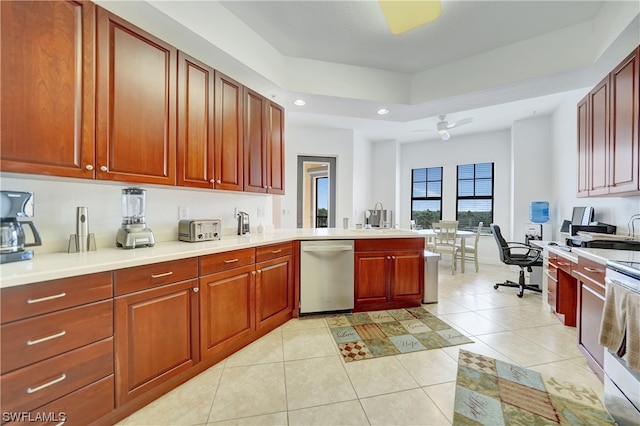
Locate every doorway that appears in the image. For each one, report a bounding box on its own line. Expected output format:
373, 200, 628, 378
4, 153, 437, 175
297, 156, 336, 228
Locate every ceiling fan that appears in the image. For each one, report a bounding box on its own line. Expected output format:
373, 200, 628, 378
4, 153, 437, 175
413, 115, 473, 140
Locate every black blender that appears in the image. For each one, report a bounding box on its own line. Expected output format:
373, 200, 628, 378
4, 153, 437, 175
115, 188, 155, 249
0, 191, 42, 263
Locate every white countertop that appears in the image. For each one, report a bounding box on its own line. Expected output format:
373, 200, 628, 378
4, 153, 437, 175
532, 240, 640, 265
0, 228, 422, 288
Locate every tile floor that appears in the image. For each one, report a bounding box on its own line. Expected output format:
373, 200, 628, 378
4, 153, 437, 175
117, 263, 604, 425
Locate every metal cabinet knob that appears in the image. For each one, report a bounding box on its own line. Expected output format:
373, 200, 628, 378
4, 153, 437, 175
100, 166, 108, 172
217, 180, 221, 184
85, 165, 94, 171
193, 287, 199, 293
210, 179, 215, 183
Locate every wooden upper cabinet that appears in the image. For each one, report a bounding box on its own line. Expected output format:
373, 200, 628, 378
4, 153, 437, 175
609, 47, 639, 194
577, 95, 589, 197
244, 89, 268, 193
0, 0, 96, 178
177, 52, 215, 188
214, 72, 244, 191
267, 101, 285, 194
96, 8, 177, 185
588, 76, 610, 196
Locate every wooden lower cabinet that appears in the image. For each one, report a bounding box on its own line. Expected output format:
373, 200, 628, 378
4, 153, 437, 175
256, 254, 293, 332
199, 264, 256, 361
114, 279, 199, 406
354, 239, 424, 311
545, 253, 577, 327
574, 257, 606, 382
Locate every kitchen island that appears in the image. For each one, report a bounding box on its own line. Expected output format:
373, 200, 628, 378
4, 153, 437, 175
0, 228, 425, 426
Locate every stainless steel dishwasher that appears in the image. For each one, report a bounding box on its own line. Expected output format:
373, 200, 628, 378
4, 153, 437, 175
300, 240, 354, 314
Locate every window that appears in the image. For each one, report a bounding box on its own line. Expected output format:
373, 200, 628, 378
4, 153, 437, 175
411, 167, 442, 229
456, 162, 493, 231
315, 176, 328, 228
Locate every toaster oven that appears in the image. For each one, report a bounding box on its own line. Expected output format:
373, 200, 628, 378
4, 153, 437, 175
179, 219, 221, 242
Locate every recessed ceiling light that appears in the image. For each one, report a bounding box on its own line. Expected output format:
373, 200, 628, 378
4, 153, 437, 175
293, 99, 306, 106
377, 108, 390, 115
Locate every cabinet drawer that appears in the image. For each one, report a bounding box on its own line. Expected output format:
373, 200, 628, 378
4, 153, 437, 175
4, 375, 115, 426
1, 272, 113, 324
115, 257, 198, 295
355, 238, 424, 252
1, 300, 113, 374
555, 257, 573, 274
256, 242, 292, 262
576, 257, 606, 294
200, 248, 255, 275
0, 338, 113, 414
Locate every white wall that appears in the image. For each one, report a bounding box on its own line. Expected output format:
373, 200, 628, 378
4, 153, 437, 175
0, 175, 272, 254
511, 115, 553, 241
371, 140, 400, 227
280, 126, 355, 229
352, 131, 373, 225
400, 130, 512, 264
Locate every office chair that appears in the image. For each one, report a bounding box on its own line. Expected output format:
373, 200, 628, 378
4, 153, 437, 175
490, 224, 543, 298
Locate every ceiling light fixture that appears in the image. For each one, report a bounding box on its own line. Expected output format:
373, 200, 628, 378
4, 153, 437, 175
378, 0, 442, 35
377, 108, 390, 115
293, 99, 306, 106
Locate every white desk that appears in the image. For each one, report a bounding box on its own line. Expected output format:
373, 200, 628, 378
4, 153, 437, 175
416, 229, 477, 273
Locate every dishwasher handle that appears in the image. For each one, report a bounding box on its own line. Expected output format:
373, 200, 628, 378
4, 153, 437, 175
302, 245, 353, 252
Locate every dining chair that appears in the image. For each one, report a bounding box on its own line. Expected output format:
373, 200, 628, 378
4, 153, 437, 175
455, 221, 483, 273
432, 220, 458, 274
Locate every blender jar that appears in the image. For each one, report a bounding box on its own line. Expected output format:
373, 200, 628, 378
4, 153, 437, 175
121, 188, 146, 225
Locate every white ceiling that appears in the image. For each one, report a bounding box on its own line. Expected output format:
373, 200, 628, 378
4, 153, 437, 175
143, 1, 639, 143
220, 1, 605, 74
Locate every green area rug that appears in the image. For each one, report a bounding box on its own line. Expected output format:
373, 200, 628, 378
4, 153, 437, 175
326, 307, 473, 362
453, 349, 615, 425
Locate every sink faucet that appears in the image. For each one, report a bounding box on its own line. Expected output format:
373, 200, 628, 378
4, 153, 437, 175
373, 201, 384, 228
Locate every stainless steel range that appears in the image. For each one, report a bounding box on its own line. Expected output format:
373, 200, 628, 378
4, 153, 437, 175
604, 260, 640, 426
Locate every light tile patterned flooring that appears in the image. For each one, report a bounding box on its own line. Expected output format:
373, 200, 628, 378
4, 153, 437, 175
117, 263, 604, 425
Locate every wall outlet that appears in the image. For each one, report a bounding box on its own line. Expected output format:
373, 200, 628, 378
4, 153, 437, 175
178, 206, 189, 220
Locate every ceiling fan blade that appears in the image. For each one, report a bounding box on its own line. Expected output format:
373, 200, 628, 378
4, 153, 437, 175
411, 128, 435, 133
448, 117, 473, 129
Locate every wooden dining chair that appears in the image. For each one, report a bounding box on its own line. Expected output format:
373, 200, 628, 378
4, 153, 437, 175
456, 221, 483, 273
432, 220, 458, 274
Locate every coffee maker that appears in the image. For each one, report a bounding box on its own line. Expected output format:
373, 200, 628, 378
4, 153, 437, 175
116, 188, 155, 249
0, 191, 42, 263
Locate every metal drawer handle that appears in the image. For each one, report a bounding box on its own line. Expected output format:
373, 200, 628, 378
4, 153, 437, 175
27, 292, 66, 304
583, 266, 601, 273
27, 374, 66, 394
557, 261, 571, 266
223, 258, 239, 264
270, 249, 282, 254
27, 330, 66, 346
151, 272, 174, 279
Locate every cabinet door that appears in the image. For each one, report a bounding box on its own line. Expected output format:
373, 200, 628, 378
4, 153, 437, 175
609, 47, 639, 194
177, 52, 215, 188
354, 252, 388, 305
1, 0, 96, 178
256, 255, 293, 332
390, 251, 423, 301
96, 8, 177, 185
215, 72, 244, 191
114, 280, 198, 406
199, 265, 255, 361
588, 76, 610, 196
577, 95, 590, 197
244, 89, 267, 193
267, 101, 285, 194
577, 281, 605, 381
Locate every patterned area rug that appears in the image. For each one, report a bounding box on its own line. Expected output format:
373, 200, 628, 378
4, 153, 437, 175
326, 307, 473, 362
453, 349, 615, 425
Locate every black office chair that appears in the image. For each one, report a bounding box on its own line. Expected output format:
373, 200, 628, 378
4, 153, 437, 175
490, 224, 543, 298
